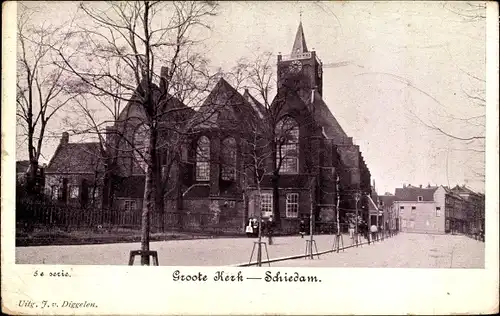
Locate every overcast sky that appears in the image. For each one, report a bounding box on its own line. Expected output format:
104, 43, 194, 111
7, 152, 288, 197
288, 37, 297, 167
16, 1, 488, 194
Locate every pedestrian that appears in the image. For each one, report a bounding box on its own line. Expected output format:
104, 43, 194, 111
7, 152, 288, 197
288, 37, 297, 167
252, 218, 259, 237
245, 218, 254, 237
370, 224, 378, 241
299, 219, 306, 238
348, 221, 355, 239
267, 215, 274, 245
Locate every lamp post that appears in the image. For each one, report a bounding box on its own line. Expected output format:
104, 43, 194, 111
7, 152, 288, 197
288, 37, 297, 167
354, 191, 361, 247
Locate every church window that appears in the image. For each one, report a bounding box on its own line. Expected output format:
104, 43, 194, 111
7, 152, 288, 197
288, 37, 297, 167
276, 117, 299, 174
196, 136, 210, 181
221, 137, 236, 181
134, 124, 149, 172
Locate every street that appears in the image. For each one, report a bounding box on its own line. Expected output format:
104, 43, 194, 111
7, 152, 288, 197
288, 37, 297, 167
273, 233, 485, 268
16, 233, 484, 268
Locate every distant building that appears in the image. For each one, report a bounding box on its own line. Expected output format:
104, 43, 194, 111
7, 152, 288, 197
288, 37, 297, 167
44, 132, 105, 208
384, 184, 484, 235
394, 184, 443, 234
378, 193, 397, 230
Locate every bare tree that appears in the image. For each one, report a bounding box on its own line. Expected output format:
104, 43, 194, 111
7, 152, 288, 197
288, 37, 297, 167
16, 4, 80, 196
226, 52, 311, 230
53, 1, 218, 265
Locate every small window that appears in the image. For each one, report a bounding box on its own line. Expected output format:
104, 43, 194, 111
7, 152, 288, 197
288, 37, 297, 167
411, 206, 416, 214
260, 193, 273, 218
286, 193, 299, 218
417, 196, 423, 202
124, 200, 137, 212
399, 206, 404, 215
69, 186, 79, 199
51, 186, 59, 200
436, 206, 441, 217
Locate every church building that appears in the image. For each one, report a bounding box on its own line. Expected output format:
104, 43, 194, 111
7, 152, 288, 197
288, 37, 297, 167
48, 22, 373, 234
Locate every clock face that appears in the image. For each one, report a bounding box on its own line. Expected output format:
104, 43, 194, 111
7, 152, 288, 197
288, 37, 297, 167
289, 60, 303, 73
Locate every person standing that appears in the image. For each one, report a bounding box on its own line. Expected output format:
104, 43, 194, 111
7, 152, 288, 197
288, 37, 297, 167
267, 215, 274, 245
348, 221, 355, 239
246, 218, 254, 237
370, 224, 378, 241
299, 219, 306, 238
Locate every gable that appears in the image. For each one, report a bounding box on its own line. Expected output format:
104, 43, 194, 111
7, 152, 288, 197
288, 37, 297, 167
46, 143, 104, 174
195, 78, 259, 129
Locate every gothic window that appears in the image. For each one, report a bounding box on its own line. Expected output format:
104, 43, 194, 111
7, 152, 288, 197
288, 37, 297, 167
134, 124, 149, 172
196, 136, 210, 181
276, 117, 299, 174
221, 137, 236, 181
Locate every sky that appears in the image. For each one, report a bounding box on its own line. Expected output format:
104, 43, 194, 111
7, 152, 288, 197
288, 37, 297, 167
15, 1, 488, 194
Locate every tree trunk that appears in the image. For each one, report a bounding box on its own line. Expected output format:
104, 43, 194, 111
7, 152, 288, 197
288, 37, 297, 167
140, 128, 157, 265
27, 159, 39, 197
271, 171, 281, 230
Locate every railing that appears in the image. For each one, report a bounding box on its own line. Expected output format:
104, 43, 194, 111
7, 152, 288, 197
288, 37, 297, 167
16, 201, 245, 235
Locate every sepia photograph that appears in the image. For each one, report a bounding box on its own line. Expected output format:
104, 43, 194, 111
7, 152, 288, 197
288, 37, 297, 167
2, 1, 498, 315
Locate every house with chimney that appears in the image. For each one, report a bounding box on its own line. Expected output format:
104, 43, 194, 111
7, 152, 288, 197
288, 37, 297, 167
44, 132, 105, 208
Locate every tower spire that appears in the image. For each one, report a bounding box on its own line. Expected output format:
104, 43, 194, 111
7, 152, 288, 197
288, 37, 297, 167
291, 21, 308, 56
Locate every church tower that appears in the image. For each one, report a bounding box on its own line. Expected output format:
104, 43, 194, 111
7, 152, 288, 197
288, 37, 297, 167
277, 22, 323, 97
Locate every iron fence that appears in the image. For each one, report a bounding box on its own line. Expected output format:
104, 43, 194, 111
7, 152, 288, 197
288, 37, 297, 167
16, 201, 246, 235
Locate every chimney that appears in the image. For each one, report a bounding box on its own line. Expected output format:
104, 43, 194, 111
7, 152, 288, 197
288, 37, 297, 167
403, 183, 406, 188
419, 184, 422, 188
61, 132, 69, 145
160, 66, 168, 92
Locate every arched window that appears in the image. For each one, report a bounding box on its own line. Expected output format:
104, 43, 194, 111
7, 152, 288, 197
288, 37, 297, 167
221, 137, 236, 181
134, 124, 149, 172
196, 136, 210, 181
276, 117, 299, 174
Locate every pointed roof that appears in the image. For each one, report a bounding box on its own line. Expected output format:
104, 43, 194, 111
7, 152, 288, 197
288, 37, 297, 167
243, 89, 266, 119
195, 78, 259, 128
291, 22, 308, 56
46, 142, 104, 174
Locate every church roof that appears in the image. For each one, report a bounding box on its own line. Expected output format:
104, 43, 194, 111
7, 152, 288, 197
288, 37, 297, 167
195, 78, 259, 128
310, 90, 349, 144
291, 22, 309, 56
243, 89, 266, 119
117, 81, 189, 123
